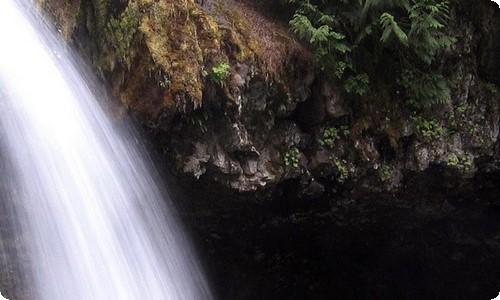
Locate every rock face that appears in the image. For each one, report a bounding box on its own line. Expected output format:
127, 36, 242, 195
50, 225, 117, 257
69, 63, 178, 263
36, 0, 500, 196
167, 0, 500, 195
8, 0, 496, 299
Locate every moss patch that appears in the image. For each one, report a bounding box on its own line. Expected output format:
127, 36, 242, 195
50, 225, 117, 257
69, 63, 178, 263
57, 0, 312, 120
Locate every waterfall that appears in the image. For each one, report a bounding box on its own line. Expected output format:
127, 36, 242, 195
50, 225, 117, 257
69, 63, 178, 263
0, 0, 212, 299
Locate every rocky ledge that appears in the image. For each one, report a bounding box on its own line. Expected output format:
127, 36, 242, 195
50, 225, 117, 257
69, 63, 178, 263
36, 0, 499, 196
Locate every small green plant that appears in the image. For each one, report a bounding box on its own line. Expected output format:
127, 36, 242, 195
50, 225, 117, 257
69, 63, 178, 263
446, 153, 459, 166
379, 164, 392, 182
460, 156, 472, 171
446, 153, 472, 171
412, 116, 442, 140
283, 147, 300, 170
319, 126, 350, 148
211, 63, 230, 87
319, 127, 339, 148
331, 157, 349, 182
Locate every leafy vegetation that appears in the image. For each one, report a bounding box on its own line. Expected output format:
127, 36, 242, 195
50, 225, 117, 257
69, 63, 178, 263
400, 69, 450, 108
211, 63, 230, 87
412, 115, 443, 140
446, 153, 472, 171
331, 156, 349, 182
287, 0, 456, 108
319, 127, 340, 148
283, 147, 301, 169
319, 125, 350, 148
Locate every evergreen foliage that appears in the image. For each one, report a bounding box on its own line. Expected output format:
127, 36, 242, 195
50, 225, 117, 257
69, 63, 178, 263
288, 0, 456, 108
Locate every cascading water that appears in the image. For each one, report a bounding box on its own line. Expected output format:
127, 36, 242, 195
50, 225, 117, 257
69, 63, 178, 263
0, 0, 212, 299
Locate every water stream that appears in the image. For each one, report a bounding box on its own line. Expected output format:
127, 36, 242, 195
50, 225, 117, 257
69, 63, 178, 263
0, 0, 212, 299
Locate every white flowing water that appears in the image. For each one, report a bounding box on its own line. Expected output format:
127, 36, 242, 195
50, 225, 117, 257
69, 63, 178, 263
0, 0, 212, 299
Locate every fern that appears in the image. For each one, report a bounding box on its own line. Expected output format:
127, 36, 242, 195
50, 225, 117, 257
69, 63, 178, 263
289, 14, 315, 40
380, 13, 408, 46
287, 0, 455, 108
318, 14, 335, 26
400, 69, 450, 108
289, 6, 351, 65
345, 73, 370, 96
408, 0, 456, 64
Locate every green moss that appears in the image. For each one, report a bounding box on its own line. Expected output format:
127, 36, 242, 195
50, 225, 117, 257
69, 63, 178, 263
213, 2, 259, 62
105, 3, 143, 64
138, 0, 225, 109
81, 0, 272, 113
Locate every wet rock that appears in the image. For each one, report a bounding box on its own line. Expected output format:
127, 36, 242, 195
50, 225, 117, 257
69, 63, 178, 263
323, 83, 348, 118
39, 0, 500, 199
